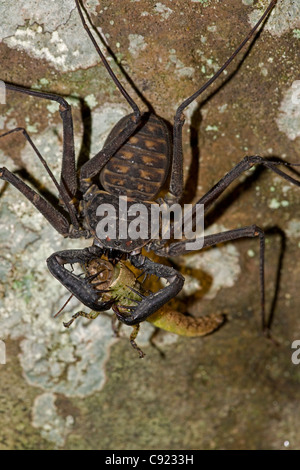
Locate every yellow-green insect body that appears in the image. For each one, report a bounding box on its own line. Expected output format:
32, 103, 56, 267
63, 257, 224, 357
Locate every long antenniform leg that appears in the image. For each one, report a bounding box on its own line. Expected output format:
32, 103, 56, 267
3, 83, 78, 200
0, 83, 85, 234
74, 0, 142, 191
166, 225, 266, 330
167, 0, 277, 203
1, 0, 146, 232
153, 156, 300, 333
0, 126, 71, 235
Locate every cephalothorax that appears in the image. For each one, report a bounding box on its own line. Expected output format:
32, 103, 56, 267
1, 0, 300, 356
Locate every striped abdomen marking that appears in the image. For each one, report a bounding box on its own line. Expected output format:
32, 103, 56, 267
100, 113, 171, 201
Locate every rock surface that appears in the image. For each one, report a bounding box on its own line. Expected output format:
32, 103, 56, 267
0, 0, 300, 450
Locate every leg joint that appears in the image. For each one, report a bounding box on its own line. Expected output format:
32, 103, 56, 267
252, 225, 264, 237
244, 155, 263, 166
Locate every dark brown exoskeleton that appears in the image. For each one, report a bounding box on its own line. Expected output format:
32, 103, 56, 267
1, 0, 299, 332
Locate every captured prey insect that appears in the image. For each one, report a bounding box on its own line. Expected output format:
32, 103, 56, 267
60, 255, 225, 358
1, 0, 300, 357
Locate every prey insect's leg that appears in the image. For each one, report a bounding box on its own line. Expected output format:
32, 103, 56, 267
0, 166, 70, 236
114, 255, 185, 326
167, 0, 277, 203
111, 314, 122, 337
129, 324, 145, 359
63, 310, 101, 328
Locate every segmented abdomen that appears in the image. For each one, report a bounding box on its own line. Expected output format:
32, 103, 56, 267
100, 112, 171, 201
